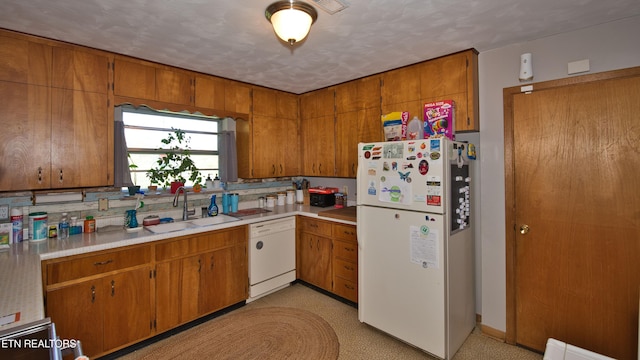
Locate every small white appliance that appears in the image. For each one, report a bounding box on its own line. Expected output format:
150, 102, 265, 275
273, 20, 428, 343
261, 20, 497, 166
247, 217, 296, 302
357, 138, 476, 359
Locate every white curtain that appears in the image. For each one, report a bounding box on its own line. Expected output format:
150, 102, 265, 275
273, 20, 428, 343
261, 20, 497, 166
114, 106, 134, 187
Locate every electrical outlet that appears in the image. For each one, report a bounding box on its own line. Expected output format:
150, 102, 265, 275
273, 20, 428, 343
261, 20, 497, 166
0, 205, 8, 220
342, 185, 348, 196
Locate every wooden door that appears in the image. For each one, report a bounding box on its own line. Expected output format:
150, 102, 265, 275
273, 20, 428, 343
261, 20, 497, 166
155, 255, 201, 332
156, 68, 193, 105
0, 82, 51, 191
103, 267, 153, 351
113, 59, 156, 100
335, 111, 358, 177
505, 70, 640, 359
51, 88, 110, 188
299, 232, 332, 291
199, 245, 246, 314
194, 75, 226, 110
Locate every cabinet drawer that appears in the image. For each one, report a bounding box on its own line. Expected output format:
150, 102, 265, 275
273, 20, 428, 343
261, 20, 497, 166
334, 239, 357, 262
190, 226, 247, 253
156, 237, 190, 261
300, 218, 332, 237
46, 245, 151, 285
333, 224, 356, 242
334, 258, 357, 281
333, 276, 358, 303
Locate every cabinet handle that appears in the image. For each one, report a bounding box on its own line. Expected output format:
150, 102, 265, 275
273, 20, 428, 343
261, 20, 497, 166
316, 239, 320, 250
312, 163, 316, 173
58, 169, 64, 183
94, 259, 113, 266
210, 256, 215, 270
280, 164, 283, 174
344, 247, 354, 252
37, 167, 43, 184
272, 164, 276, 175
198, 258, 202, 273
111, 280, 115, 297
352, 163, 355, 175
344, 265, 354, 271
309, 239, 313, 249
91, 285, 96, 303
319, 163, 322, 173
344, 284, 354, 290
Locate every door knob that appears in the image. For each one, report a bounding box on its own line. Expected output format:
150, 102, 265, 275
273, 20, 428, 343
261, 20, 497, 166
519, 224, 530, 234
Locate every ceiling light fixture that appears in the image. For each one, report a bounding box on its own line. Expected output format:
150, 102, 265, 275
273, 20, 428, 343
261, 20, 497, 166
265, 0, 318, 46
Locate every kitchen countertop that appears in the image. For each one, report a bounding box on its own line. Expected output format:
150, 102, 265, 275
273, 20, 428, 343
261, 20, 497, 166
0, 204, 355, 332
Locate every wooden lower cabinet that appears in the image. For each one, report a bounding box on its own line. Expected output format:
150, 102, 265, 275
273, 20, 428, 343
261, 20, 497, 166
297, 217, 358, 302
44, 226, 248, 358
155, 226, 248, 333
45, 265, 153, 358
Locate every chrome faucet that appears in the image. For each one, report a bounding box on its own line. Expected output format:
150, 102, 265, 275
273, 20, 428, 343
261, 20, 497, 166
173, 186, 195, 221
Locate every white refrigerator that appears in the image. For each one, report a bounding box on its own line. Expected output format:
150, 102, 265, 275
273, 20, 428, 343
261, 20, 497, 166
357, 138, 475, 359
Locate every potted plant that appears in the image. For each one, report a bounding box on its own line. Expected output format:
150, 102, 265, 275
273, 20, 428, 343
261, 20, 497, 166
127, 154, 141, 195
146, 128, 203, 193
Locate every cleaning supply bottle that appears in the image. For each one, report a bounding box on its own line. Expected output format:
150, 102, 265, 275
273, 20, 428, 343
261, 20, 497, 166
407, 116, 424, 140
213, 173, 221, 189
208, 195, 218, 217
205, 174, 214, 189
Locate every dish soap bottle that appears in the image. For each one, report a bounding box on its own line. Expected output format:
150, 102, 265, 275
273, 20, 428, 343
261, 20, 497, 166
208, 195, 218, 217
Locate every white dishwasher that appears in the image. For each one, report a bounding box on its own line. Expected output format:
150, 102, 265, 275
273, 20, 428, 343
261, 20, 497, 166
248, 217, 296, 302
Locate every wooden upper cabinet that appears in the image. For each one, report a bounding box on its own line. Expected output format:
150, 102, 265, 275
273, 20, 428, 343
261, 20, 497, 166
194, 75, 226, 110
0, 34, 51, 86
300, 88, 334, 119
155, 68, 193, 105
114, 59, 156, 100
381, 66, 421, 107
224, 80, 252, 114
335, 76, 380, 113
253, 87, 277, 117
52, 47, 110, 94
277, 92, 298, 119
420, 49, 479, 131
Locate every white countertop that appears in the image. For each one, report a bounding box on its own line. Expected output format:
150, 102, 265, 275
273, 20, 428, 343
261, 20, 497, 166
0, 204, 355, 332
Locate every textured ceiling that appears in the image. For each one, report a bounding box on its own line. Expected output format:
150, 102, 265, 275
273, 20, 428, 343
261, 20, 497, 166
1, 0, 639, 94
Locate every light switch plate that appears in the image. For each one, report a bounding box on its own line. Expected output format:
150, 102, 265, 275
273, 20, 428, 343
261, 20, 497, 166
0, 205, 9, 221
99, 198, 109, 211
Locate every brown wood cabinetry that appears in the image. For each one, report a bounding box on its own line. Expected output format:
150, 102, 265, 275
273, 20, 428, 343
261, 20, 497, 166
300, 88, 336, 176
297, 217, 358, 302
114, 58, 194, 106
0, 32, 112, 191
43, 245, 153, 358
244, 87, 300, 178
334, 76, 382, 177
194, 75, 226, 110
381, 49, 479, 132
155, 226, 247, 332
43, 225, 247, 358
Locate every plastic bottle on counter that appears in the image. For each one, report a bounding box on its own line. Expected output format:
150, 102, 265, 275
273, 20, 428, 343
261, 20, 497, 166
213, 173, 221, 189
208, 195, 218, 217
205, 174, 214, 189
407, 116, 423, 140
10, 207, 23, 243
58, 213, 70, 239
84, 216, 96, 233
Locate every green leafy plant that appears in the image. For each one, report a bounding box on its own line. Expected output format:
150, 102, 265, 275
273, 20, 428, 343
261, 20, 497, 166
146, 128, 203, 189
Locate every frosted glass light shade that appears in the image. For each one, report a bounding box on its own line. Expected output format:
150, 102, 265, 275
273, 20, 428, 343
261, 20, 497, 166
266, 1, 318, 46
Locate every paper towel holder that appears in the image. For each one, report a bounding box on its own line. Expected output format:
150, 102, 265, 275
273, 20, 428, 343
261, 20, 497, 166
519, 53, 533, 82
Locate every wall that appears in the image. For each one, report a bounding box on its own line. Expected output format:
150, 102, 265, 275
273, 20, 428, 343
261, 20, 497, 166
478, 15, 640, 332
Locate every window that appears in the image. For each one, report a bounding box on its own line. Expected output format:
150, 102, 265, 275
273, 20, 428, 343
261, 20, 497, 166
123, 107, 221, 189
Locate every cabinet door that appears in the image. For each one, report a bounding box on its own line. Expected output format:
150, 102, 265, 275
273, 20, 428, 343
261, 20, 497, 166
194, 75, 226, 110
0, 34, 51, 86
0, 82, 51, 191
298, 232, 332, 291
335, 76, 380, 113
103, 267, 153, 351
199, 244, 247, 315
46, 279, 105, 358
113, 59, 156, 100
381, 66, 420, 109
156, 68, 193, 105
281, 116, 300, 176
252, 114, 281, 178
51, 88, 111, 188
335, 111, 358, 177
301, 114, 335, 176
52, 47, 109, 94
224, 81, 251, 114
155, 255, 201, 332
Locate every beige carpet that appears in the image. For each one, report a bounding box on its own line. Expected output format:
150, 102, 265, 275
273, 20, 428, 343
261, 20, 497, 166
123, 306, 339, 360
